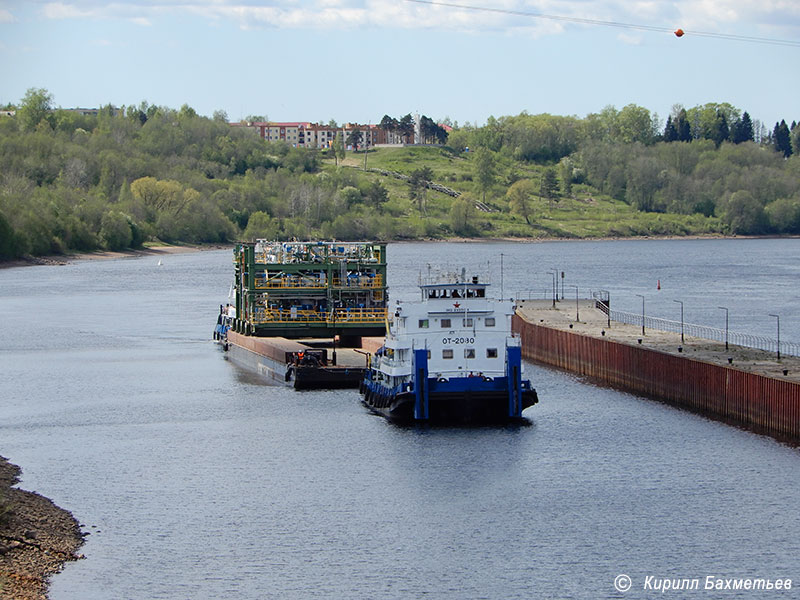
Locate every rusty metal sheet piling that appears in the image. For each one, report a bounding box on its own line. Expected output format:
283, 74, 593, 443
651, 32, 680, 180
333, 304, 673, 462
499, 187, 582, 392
513, 315, 800, 442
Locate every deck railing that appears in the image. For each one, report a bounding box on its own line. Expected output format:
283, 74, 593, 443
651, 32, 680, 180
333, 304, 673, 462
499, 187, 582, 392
254, 274, 384, 290
514, 289, 800, 357
595, 302, 800, 358
251, 307, 388, 325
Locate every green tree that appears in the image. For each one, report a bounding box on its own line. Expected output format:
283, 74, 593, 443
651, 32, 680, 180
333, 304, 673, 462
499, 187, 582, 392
398, 114, 414, 143
243, 211, 279, 240
723, 190, 768, 234
346, 128, 363, 152
408, 166, 433, 214
617, 104, 656, 145
791, 124, 800, 158
506, 179, 536, 224
732, 111, 754, 144
379, 114, 398, 141
774, 120, 792, 158
0, 211, 18, 258
329, 131, 344, 166
625, 156, 664, 212
18, 87, 54, 131
710, 110, 730, 148
676, 109, 692, 142
450, 196, 476, 236
130, 177, 186, 217
540, 168, 559, 208
558, 157, 574, 196
337, 186, 362, 210
766, 197, 800, 233
363, 180, 388, 208
99, 210, 133, 250
663, 116, 678, 142
473, 147, 496, 203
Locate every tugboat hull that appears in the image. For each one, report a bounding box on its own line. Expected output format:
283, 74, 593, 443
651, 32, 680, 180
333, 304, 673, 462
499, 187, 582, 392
361, 375, 538, 424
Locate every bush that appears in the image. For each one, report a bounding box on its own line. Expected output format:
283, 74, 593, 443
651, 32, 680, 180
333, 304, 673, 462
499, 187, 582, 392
100, 210, 133, 250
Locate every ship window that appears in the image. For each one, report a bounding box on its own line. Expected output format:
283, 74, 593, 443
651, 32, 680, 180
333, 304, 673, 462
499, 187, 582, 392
419, 319, 429, 328
442, 349, 454, 359
487, 348, 498, 358
485, 317, 496, 327
463, 318, 473, 327
464, 348, 475, 359
441, 318, 451, 328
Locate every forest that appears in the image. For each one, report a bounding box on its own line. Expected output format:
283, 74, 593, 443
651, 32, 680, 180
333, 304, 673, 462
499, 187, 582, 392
0, 88, 799, 260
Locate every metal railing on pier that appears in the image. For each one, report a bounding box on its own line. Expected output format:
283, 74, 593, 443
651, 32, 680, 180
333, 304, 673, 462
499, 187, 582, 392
594, 302, 800, 358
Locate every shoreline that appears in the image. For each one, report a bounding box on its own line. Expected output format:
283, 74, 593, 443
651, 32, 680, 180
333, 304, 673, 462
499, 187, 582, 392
1, 234, 790, 271
0, 243, 230, 270
0, 456, 84, 600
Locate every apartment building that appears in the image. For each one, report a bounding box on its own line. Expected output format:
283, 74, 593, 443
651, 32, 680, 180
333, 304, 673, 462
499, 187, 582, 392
233, 121, 394, 148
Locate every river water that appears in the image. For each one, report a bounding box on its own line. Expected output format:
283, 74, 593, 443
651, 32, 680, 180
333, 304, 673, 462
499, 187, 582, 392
1, 239, 799, 599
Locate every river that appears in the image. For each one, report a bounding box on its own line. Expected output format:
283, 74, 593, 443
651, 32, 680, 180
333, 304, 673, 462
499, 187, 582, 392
1, 239, 799, 599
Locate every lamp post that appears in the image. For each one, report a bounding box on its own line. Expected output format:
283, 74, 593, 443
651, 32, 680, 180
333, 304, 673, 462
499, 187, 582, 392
636, 294, 645, 336
606, 290, 611, 328
718, 306, 729, 351
500, 253, 504, 300
769, 313, 781, 361
570, 285, 580, 322
673, 299, 684, 343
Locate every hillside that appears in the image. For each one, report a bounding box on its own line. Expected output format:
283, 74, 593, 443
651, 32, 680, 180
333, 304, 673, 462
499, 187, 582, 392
332, 146, 722, 239
1, 92, 799, 259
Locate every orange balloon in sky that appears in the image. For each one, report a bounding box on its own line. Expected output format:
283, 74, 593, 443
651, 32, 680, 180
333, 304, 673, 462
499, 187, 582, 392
674, 28, 685, 37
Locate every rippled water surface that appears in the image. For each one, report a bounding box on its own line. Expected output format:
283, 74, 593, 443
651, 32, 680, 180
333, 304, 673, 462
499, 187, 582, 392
1, 239, 799, 599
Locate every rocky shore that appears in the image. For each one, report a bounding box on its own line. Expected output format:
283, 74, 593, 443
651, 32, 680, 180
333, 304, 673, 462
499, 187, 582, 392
0, 456, 83, 600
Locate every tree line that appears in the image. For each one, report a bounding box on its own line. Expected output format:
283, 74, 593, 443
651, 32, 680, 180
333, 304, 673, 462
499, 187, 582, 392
445, 102, 799, 235
1, 88, 799, 260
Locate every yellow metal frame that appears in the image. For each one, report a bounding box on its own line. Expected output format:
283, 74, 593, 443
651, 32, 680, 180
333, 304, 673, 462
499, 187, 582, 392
251, 308, 388, 325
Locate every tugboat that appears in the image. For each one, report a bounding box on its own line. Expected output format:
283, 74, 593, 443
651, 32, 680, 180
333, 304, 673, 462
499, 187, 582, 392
360, 270, 538, 423
215, 241, 387, 389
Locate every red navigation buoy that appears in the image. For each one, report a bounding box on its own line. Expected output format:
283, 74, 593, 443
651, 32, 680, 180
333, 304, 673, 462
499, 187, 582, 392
674, 28, 685, 37
657, 279, 661, 290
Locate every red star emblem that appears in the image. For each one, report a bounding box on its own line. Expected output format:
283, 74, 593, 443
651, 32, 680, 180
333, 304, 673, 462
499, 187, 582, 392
453, 302, 460, 308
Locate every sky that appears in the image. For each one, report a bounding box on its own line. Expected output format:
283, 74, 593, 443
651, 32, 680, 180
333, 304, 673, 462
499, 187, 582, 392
1, 0, 799, 129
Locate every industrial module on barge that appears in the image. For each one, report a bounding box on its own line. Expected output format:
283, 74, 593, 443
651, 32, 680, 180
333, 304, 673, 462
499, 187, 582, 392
215, 240, 387, 389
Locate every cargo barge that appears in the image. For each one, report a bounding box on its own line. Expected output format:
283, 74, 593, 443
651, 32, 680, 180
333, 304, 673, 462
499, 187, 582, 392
215, 241, 388, 389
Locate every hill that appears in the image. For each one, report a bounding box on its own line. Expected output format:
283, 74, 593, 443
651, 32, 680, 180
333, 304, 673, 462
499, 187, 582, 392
1, 91, 799, 259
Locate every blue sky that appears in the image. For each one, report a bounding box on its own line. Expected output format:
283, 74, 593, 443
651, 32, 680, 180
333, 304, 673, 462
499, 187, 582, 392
1, 1, 799, 129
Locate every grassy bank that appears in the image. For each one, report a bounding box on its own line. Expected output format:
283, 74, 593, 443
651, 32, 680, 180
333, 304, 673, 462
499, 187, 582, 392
331, 146, 723, 239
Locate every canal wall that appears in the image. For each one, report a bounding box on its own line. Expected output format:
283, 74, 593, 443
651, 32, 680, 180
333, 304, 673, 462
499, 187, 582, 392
513, 314, 800, 442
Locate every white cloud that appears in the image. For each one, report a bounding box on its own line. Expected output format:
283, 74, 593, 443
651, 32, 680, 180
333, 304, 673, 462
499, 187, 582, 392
617, 32, 643, 45
42, 2, 94, 19
0, 8, 15, 23
30, 0, 800, 39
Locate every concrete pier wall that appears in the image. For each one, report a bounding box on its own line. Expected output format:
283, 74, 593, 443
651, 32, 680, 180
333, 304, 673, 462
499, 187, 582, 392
513, 315, 800, 442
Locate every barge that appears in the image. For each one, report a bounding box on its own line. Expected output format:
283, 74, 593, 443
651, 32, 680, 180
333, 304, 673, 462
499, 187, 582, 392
360, 271, 538, 423
215, 241, 388, 389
